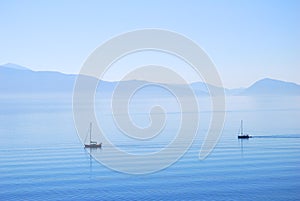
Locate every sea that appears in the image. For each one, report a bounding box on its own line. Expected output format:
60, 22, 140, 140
0, 94, 300, 200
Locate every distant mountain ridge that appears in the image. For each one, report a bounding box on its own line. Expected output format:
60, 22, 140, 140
0, 64, 75, 93
241, 78, 300, 95
1, 63, 300, 96
1, 63, 32, 71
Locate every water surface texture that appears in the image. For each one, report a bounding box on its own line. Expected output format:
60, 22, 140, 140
0, 95, 299, 200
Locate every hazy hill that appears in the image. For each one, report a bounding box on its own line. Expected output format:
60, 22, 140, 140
0, 64, 208, 96
1, 63, 31, 71
0, 64, 75, 93
1, 63, 300, 96
241, 78, 300, 96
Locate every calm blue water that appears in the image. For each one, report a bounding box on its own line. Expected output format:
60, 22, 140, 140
0, 94, 300, 200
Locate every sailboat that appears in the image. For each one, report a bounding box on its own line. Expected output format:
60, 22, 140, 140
238, 120, 251, 139
84, 122, 102, 148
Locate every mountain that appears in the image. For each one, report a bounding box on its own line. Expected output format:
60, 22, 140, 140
0, 63, 209, 96
1, 63, 300, 96
241, 78, 300, 96
0, 64, 75, 93
0, 63, 31, 71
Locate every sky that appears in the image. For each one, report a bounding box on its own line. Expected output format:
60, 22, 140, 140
0, 0, 299, 88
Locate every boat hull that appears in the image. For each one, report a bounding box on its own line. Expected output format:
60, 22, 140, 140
84, 143, 102, 148
238, 135, 251, 139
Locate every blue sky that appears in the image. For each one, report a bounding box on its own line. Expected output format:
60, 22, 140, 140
0, 0, 299, 88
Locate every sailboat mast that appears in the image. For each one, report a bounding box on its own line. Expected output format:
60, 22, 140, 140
241, 120, 243, 135
90, 122, 92, 144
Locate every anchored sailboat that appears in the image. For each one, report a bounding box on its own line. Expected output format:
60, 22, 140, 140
238, 120, 251, 139
84, 122, 102, 148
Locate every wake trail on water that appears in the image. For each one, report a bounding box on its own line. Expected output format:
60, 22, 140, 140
252, 134, 300, 139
